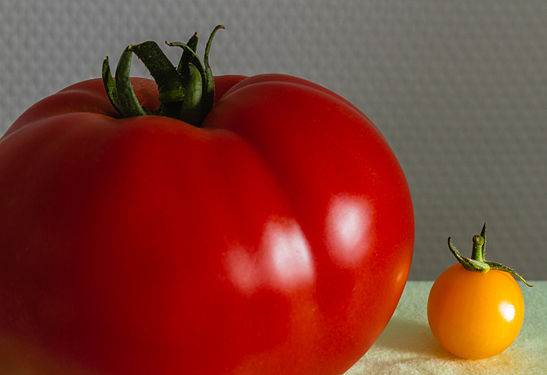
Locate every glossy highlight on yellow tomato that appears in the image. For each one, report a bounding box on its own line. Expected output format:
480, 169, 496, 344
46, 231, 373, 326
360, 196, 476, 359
428, 263, 524, 359
427, 223, 531, 360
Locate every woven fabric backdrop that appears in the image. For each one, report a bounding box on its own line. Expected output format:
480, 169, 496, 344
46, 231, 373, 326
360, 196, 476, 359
1, 0, 545, 280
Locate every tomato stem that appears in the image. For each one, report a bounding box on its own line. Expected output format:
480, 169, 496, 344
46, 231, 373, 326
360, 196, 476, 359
447, 222, 533, 286
471, 235, 485, 262
101, 25, 225, 126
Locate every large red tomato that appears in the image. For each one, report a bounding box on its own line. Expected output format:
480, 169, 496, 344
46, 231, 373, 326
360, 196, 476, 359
0, 28, 413, 375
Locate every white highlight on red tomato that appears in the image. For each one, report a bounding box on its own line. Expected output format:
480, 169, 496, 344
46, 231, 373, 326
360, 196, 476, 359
225, 217, 315, 293
264, 218, 315, 290
326, 195, 372, 268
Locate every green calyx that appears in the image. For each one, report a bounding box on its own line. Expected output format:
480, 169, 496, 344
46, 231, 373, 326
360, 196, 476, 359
102, 25, 225, 126
448, 222, 533, 287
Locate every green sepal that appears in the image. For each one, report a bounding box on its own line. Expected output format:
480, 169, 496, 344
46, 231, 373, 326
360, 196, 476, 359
172, 33, 203, 126
176, 32, 199, 74
180, 66, 203, 126
128, 41, 185, 104
486, 261, 533, 287
101, 56, 122, 114
115, 46, 148, 117
202, 25, 225, 121
166, 41, 208, 126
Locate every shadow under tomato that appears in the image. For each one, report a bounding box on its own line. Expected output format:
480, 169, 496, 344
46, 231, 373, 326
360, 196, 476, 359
373, 317, 452, 359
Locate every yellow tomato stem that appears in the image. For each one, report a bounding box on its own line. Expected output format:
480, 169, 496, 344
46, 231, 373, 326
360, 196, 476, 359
471, 235, 485, 262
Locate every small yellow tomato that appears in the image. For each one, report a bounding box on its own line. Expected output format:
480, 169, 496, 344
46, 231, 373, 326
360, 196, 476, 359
428, 264, 524, 359
427, 223, 532, 359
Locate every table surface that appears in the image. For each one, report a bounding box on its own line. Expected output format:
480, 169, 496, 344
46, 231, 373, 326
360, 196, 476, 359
345, 281, 547, 374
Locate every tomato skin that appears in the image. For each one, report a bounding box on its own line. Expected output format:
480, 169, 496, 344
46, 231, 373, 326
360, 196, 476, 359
427, 264, 525, 359
0, 75, 414, 374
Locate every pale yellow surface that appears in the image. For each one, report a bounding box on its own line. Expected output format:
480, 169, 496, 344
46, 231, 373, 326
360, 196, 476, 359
346, 281, 547, 375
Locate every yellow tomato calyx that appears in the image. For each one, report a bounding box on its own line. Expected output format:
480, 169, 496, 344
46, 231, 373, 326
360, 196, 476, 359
447, 222, 533, 287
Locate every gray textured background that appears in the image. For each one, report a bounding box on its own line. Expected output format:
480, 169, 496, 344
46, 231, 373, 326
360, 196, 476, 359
1, 0, 545, 280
